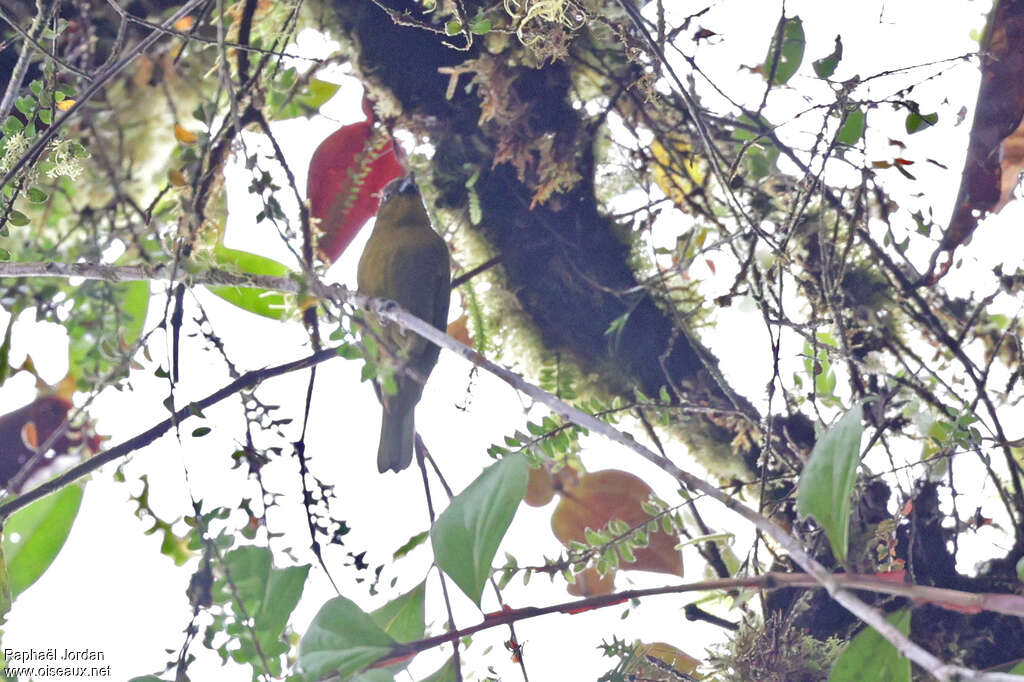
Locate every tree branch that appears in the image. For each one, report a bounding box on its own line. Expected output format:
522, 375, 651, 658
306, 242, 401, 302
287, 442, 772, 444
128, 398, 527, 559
2, 259, 1019, 679
0, 346, 340, 518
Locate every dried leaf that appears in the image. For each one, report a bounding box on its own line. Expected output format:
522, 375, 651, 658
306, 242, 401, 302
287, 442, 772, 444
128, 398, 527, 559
931, 1, 1024, 281
174, 124, 197, 144
551, 470, 683, 577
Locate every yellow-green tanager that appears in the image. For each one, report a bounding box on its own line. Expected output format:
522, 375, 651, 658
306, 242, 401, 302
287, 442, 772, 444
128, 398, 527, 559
357, 175, 451, 473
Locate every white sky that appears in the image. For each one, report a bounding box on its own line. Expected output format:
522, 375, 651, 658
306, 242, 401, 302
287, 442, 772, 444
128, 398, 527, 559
2, 1, 1019, 681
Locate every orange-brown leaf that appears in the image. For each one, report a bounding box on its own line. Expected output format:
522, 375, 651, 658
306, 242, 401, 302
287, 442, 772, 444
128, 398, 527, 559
566, 566, 616, 597
174, 124, 197, 144
552, 469, 683, 576
524, 464, 556, 507
446, 314, 473, 348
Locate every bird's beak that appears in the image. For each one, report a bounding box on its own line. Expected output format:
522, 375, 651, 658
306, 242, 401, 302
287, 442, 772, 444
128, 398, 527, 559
396, 174, 418, 195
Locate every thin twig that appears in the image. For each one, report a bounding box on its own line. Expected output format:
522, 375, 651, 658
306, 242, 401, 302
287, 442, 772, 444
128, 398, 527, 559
0, 0, 205, 190
0, 346, 339, 519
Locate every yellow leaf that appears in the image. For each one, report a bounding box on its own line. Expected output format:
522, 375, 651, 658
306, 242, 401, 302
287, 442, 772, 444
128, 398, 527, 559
650, 133, 706, 205
173, 15, 195, 31
168, 169, 188, 186
56, 99, 75, 111
626, 641, 703, 679
174, 124, 198, 144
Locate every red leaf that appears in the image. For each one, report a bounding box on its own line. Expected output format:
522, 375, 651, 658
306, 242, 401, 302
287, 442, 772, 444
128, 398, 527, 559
306, 121, 405, 263
0, 396, 101, 490
928, 1, 1024, 282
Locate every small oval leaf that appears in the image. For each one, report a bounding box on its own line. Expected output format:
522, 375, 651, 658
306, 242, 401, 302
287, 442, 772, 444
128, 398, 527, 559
837, 107, 865, 145
764, 16, 805, 85
813, 35, 843, 79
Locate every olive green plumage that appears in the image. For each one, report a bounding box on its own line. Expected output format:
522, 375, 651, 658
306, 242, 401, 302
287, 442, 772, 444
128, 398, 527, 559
357, 176, 451, 473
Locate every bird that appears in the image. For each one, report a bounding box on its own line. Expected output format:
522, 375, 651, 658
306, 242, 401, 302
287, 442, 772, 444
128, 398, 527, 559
357, 175, 451, 473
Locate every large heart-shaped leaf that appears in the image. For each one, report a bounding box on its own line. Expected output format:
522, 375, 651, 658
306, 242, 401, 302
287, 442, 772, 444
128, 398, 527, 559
370, 581, 425, 643
299, 596, 397, 681
212, 546, 309, 675
431, 454, 528, 605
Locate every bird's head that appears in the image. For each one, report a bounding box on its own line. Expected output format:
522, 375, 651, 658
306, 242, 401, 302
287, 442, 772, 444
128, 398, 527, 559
375, 174, 428, 229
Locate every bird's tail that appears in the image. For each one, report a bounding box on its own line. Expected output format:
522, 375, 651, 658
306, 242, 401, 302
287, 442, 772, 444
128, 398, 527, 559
377, 404, 415, 473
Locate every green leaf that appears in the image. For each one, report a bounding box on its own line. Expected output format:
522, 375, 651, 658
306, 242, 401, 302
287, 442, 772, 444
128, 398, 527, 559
731, 114, 779, 179
207, 246, 291, 320
300, 79, 341, 112
270, 78, 341, 121
192, 427, 211, 437
1016, 556, 1024, 582
905, 111, 938, 134
2, 484, 84, 597
118, 279, 150, 346
445, 20, 462, 35
0, 313, 14, 383
837, 107, 865, 145
371, 581, 425, 643
1011, 660, 1024, 674
299, 596, 397, 681
421, 656, 458, 682
27, 187, 48, 203
431, 454, 528, 605
8, 210, 29, 227
813, 35, 843, 78
214, 546, 308, 674
0, 543, 12, 620
828, 609, 911, 681
392, 530, 428, 560
470, 19, 492, 35
351, 670, 395, 682
796, 405, 863, 564
221, 546, 309, 641
764, 16, 805, 85
2, 117, 23, 134
15, 96, 34, 115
